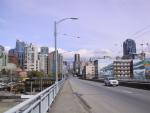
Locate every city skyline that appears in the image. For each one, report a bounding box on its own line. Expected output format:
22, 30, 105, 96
1, 0, 150, 58
1, 1, 150, 113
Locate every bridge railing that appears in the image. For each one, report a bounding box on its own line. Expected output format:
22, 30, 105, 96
4, 79, 65, 113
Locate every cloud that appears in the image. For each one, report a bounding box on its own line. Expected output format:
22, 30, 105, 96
59, 48, 113, 60
37, 46, 113, 60
4, 46, 11, 53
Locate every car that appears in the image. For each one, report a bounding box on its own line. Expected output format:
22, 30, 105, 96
104, 77, 119, 86
8, 82, 16, 86
0, 82, 6, 89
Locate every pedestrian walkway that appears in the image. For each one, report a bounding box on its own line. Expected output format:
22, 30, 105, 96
49, 79, 88, 113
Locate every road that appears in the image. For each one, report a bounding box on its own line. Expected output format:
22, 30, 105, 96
69, 77, 150, 113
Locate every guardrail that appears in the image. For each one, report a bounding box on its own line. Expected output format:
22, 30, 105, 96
118, 79, 150, 83
4, 79, 65, 113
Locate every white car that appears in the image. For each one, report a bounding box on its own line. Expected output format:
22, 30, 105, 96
0, 82, 6, 89
104, 77, 119, 86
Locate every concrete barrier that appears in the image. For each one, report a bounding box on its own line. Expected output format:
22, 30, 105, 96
0, 96, 20, 99
119, 80, 150, 90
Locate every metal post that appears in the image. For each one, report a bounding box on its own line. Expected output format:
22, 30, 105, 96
54, 21, 58, 83
54, 18, 78, 84
31, 81, 32, 95
40, 77, 42, 91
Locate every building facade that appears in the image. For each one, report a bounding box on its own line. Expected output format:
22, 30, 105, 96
94, 58, 113, 78
73, 54, 80, 75
123, 39, 136, 59
0, 45, 8, 71
40, 47, 49, 54
113, 60, 133, 79
82, 62, 95, 79
39, 54, 48, 74
0, 45, 4, 51
38, 47, 49, 75
15, 40, 26, 68
48, 51, 63, 78
24, 43, 39, 71
8, 54, 18, 66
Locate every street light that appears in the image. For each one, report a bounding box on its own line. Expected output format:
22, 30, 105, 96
54, 17, 78, 83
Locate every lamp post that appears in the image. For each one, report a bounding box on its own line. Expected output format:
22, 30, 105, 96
54, 18, 78, 83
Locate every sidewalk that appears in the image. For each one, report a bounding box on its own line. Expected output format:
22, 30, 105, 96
49, 79, 88, 113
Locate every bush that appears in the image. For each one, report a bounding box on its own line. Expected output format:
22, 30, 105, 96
29, 71, 44, 78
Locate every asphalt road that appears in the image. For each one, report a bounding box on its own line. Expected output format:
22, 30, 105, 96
69, 77, 150, 113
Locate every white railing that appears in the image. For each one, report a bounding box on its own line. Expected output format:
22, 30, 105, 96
4, 79, 65, 113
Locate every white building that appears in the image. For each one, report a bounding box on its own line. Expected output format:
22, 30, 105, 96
0, 46, 17, 74
39, 54, 48, 74
24, 43, 39, 71
0, 46, 8, 71
83, 62, 95, 79
80, 61, 87, 75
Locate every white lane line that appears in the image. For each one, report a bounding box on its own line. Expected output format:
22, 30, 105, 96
122, 90, 133, 94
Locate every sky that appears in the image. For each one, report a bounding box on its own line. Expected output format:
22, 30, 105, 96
1, 0, 150, 59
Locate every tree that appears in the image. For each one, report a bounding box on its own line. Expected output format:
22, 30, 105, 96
0, 53, 3, 59
48, 73, 55, 79
1, 69, 6, 75
29, 71, 44, 78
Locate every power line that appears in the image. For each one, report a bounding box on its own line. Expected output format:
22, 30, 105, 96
133, 30, 150, 39
131, 24, 150, 37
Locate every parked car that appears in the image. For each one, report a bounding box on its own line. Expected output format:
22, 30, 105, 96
104, 77, 119, 86
8, 82, 16, 86
0, 82, 6, 89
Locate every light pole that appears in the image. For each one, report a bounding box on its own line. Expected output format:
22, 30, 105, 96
54, 18, 78, 83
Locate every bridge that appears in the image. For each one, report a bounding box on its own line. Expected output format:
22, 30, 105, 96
4, 77, 150, 113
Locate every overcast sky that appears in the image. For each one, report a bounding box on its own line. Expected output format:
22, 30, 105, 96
1, 0, 150, 59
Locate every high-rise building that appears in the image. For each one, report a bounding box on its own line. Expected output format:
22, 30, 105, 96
48, 51, 63, 78
73, 54, 80, 75
0, 46, 17, 73
0, 45, 4, 51
7, 40, 26, 69
123, 39, 136, 59
8, 55, 18, 66
8, 49, 18, 65
24, 43, 39, 71
38, 47, 49, 74
15, 40, 26, 68
62, 61, 69, 75
39, 54, 48, 74
74, 54, 80, 62
8, 49, 16, 55
40, 47, 49, 54
0, 46, 8, 71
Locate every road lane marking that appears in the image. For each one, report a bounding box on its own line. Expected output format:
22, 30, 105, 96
122, 90, 133, 94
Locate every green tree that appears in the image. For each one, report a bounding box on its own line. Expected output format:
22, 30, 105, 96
1, 69, 6, 75
48, 73, 55, 79
29, 71, 44, 78
0, 53, 3, 59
